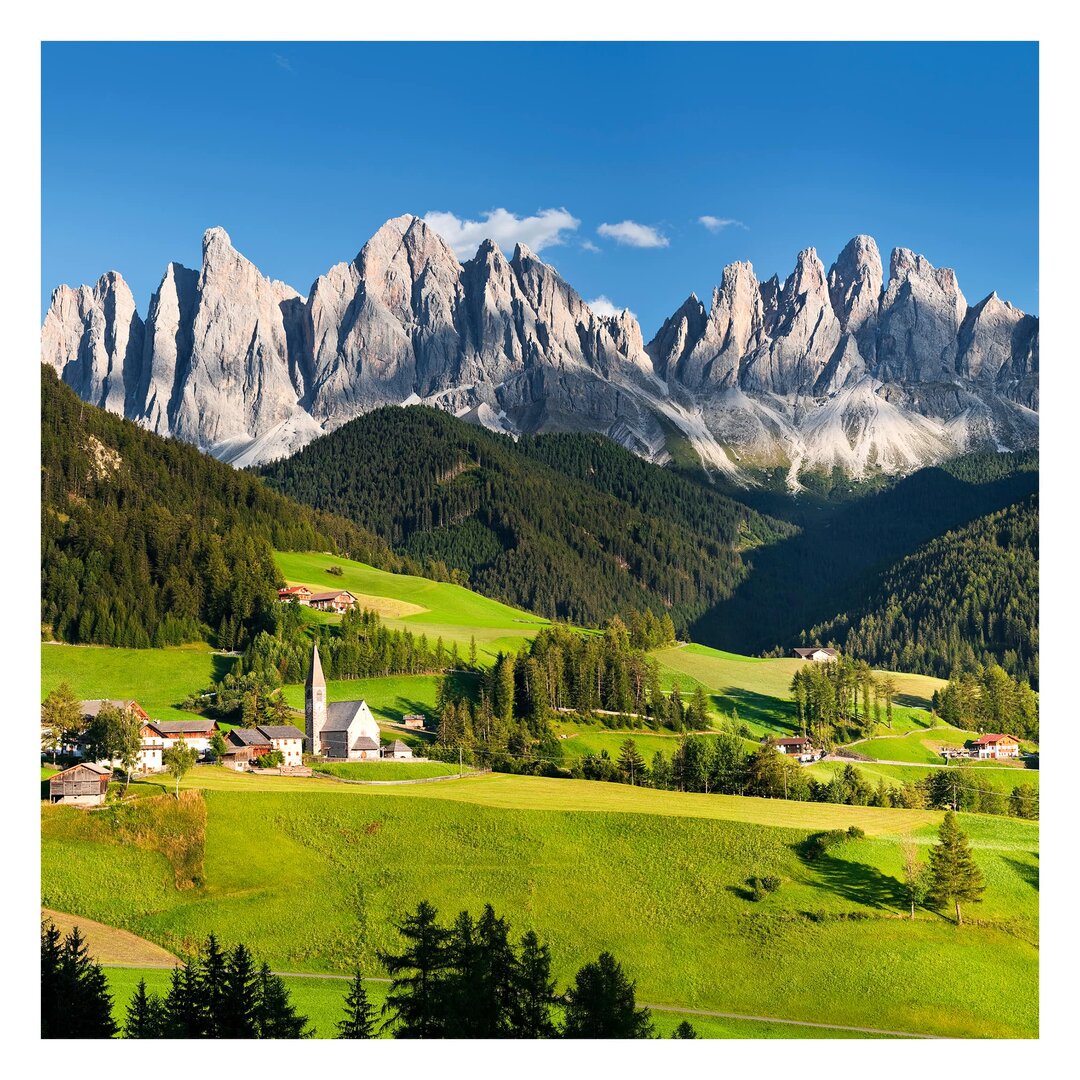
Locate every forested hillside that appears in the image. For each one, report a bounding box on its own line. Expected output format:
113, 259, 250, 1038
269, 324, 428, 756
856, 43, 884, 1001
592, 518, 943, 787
41, 369, 406, 650
259, 407, 794, 632
801, 494, 1039, 685
695, 451, 1039, 659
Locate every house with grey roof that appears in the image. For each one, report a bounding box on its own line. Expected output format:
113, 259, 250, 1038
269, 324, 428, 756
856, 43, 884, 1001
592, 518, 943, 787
256, 724, 306, 767
383, 739, 414, 761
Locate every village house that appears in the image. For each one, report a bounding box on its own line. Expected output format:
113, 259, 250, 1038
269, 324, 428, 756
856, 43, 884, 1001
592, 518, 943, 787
772, 736, 818, 763
383, 739, 414, 761
222, 727, 271, 770
308, 589, 359, 614
972, 733, 1021, 760
48, 762, 111, 806
277, 585, 313, 605
152, 719, 216, 757
257, 725, 306, 767
793, 647, 838, 663
402, 714, 427, 730
63, 700, 164, 774
305, 643, 383, 759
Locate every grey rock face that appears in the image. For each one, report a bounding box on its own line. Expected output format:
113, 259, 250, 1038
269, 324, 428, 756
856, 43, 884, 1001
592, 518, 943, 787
876, 247, 967, 383
827, 234, 882, 359
41, 272, 144, 415
41, 221, 1037, 481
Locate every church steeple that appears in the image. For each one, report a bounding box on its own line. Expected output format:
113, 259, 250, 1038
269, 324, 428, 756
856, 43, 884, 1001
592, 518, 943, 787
305, 642, 327, 755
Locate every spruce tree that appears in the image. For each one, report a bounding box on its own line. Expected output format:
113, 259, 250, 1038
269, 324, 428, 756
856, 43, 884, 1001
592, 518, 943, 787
673, 1019, 699, 1038
124, 978, 168, 1038
379, 900, 451, 1038
927, 811, 985, 924
562, 951, 654, 1039
41, 924, 118, 1039
198, 933, 229, 1037
254, 962, 310, 1038
337, 970, 377, 1038
220, 942, 259, 1037
510, 930, 558, 1038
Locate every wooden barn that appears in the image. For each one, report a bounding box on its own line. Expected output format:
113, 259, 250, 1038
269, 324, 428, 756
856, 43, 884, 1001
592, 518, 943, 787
49, 763, 111, 806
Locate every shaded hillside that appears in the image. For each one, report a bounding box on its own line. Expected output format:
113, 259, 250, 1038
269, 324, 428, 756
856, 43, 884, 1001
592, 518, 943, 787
801, 494, 1038, 685
692, 451, 1039, 667
259, 407, 794, 632
41, 368, 404, 649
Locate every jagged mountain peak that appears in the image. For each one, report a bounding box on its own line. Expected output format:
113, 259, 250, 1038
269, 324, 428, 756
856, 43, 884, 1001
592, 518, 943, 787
42, 222, 1037, 483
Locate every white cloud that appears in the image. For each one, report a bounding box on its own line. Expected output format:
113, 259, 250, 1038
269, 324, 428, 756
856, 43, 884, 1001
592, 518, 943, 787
587, 295, 635, 320
272, 53, 293, 72
597, 220, 669, 248
580, 239, 600, 253
699, 215, 746, 233
423, 207, 580, 258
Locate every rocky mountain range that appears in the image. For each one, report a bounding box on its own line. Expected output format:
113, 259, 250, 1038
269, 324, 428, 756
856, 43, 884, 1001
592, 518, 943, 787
41, 215, 1038, 485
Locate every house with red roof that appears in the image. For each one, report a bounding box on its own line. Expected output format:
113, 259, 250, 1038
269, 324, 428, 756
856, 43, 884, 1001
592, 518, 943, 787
972, 733, 1021, 760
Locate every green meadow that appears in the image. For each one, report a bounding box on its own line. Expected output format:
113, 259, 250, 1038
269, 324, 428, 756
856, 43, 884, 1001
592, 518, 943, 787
807, 758, 1040, 795
312, 760, 468, 781
42, 772, 1037, 1039
41, 644, 238, 721
273, 551, 550, 660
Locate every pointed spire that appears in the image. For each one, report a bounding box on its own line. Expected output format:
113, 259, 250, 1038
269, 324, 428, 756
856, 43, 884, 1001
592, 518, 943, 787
306, 642, 325, 690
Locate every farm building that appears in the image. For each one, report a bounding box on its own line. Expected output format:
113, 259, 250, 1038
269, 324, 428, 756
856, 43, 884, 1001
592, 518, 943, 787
278, 585, 313, 605
793, 647, 838, 662
49, 762, 111, 806
383, 739, 414, 761
308, 589, 359, 614
222, 727, 271, 770
257, 725, 306, 766
402, 714, 426, 730
773, 736, 818, 762
152, 719, 216, 756
305, 644, 382, 759
972, 733, 1021, 760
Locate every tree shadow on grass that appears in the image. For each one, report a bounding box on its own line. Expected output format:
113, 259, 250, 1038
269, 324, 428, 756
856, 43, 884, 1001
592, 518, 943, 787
895, 693, 933, 713
800, 849, 907, 911
1003, 856, 1039, 892
712, 688, 799, 734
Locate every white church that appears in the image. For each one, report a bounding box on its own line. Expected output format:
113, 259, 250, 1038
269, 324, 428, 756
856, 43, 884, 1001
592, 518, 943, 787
305, 643, 407, 760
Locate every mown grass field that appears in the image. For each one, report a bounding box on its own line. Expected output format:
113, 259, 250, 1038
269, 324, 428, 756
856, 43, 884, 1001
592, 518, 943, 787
313, 761, 468, 781
551, 720, 759, 764
274, 551, 550, 660
807, 758, 1040, 795
42, 771, 1038, 1038
41, 644, 237, 721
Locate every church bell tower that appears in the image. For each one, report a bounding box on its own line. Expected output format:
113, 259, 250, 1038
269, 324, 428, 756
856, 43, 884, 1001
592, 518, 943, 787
305, 642, 327, 755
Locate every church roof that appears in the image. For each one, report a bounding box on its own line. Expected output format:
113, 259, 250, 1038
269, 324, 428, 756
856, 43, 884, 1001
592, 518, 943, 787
305, 643, 325, 690
324, 700, 370, 731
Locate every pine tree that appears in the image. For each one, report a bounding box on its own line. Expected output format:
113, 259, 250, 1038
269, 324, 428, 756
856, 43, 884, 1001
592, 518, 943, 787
616, 738, 646, 785
561, 951, 654, 1038
41, 923, 118, 1039
927, 811, 985, 924
337, 970, 377, 1038
379, 900, 452, 1038
124, 977, 168, 1038
510, 930, 559, 1038
254, 962, 310, 1038
673, 1019, 699, 1038
198, 932, 229, 1037
219, 942, 259, 1037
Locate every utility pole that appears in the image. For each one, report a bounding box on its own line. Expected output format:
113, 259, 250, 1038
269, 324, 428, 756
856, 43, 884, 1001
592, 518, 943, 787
458, 746, 462, 778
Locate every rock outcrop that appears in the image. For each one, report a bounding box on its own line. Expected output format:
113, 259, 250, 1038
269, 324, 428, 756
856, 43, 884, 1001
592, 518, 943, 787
42, 218, 1038, 484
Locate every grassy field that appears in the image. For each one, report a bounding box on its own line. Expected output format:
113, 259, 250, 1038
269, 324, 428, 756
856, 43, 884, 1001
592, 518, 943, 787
101, 965, 890, 1039
551, 720, 759, 765
808, 759, 1040, 795
42, 771, 1037, 1039
274, 551, 550, 660
41, 644, 237, 721
313, 761, 469, 781
650, 643, 947, 739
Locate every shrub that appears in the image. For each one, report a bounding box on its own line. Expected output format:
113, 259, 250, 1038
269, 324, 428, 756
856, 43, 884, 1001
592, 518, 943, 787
326, 565, 343, 576
748, 875, 782, 901
846, 825, 866, 840
760, 875, 782, 894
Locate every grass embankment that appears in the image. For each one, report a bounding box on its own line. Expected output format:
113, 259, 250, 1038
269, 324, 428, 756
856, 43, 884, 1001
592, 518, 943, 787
274, 551, 550, 661
42, 773, 1038, 1038
808, 759, 1040, 795
853, 728, 1038, 765
41, 644, 237, 722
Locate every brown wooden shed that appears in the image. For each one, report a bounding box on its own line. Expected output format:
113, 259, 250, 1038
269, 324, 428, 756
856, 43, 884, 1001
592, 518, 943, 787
49, 762, 111, 806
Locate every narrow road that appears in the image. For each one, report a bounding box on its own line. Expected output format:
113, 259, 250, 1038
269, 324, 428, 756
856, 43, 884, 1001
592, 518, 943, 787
102, 964, 940, 1038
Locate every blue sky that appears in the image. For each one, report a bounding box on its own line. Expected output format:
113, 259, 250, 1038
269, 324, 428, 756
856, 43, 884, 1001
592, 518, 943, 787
42, 41, 1038, 332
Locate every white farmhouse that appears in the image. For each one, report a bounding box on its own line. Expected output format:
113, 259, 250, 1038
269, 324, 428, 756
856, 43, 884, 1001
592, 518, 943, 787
257, 724, 306, 766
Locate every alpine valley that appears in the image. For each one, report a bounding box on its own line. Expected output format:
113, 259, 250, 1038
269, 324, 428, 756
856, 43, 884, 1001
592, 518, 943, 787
41, 216, 1038, 485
